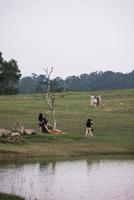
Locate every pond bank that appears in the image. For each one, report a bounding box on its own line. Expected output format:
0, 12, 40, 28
0, 141, 134, 163
0, 130, 134, 163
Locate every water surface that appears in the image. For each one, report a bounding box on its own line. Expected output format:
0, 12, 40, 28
0, 159, 134, 200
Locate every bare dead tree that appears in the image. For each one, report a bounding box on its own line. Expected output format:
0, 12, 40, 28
43, 67, 56, 128
43, 67, 66, 129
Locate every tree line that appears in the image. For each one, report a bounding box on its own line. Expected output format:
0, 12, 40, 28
0, 52, 134, 95
19, 70, 134, 93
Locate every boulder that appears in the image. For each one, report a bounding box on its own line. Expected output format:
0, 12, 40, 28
13, 121, 24, 134
11, 132, 22, 137
7, 133, 22, 144
0, 129, 12, 137
24, 129, 36, 135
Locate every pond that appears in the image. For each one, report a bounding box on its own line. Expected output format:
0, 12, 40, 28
0, 159, 134, 200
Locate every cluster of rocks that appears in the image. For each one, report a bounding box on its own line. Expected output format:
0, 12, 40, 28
0, 121, 36, 144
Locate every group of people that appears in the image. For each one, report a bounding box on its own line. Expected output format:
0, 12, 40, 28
38, 113, 62, 134
90, 94, 101, 106
38, 112, 94, 138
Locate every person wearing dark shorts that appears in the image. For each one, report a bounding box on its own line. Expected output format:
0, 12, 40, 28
85, 119, 94, 138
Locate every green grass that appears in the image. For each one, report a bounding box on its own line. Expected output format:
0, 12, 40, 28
0, 193, 24, 200
0, 88, 134, 160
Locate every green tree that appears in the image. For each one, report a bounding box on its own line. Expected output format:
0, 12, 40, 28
0, 52, 21, 94
19, 76, 36, 94
52, 77, 65, 92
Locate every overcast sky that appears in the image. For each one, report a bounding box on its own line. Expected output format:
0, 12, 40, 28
0, 0, 134, 78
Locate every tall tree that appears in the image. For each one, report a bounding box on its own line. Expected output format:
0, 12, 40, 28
0, 52, 21, 94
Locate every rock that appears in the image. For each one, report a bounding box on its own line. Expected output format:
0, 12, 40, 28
8, 134, 22, 144
0, 129, 12, 137
13, 121, 24, 134
11, 132, 21, 136
24, 129, 36, 135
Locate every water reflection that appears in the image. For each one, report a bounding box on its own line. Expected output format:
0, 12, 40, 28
0, 160, 134, 200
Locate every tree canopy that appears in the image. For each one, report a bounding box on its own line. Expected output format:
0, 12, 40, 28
0, 52, 21, 95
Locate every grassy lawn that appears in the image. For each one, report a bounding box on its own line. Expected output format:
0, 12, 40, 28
0, 88, 134, 160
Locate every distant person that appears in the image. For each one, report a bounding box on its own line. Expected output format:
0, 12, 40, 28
85, 118, 94, 138
97, 95, 101, 106
90, 94, 94, 106
93, 94, 97, 106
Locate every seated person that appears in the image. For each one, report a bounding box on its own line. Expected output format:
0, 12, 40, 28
38, 113, 49, 133
38, 113, 63, 134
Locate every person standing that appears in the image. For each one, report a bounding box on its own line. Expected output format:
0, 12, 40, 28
85, 119, 94, 138
97, 95, 101, 106
90, 94, 94, 106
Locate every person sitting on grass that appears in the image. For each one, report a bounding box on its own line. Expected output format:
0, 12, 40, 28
38, 113, 63, 134
38, 112, 49, 133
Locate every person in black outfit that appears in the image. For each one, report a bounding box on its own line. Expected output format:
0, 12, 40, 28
38, 113, 49, 133
38, 112, 63, 134
85, 118, 94, 138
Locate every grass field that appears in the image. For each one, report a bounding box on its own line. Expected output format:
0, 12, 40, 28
0, 88, 134, 160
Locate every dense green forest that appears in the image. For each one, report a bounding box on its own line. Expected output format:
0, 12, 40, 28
19, 70, 134, 93
0, 52, 134, 95
0, 52, 21, 95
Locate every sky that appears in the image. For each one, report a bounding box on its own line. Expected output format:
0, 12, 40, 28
0, 0, 134, 78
